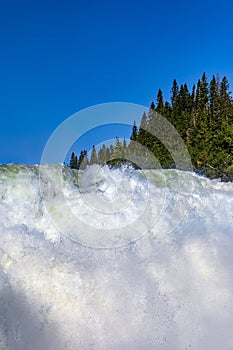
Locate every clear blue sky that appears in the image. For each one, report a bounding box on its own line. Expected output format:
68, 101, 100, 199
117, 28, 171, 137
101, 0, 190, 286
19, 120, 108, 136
1, 0, 233, 164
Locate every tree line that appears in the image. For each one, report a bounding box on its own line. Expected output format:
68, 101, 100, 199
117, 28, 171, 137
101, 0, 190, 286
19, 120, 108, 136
69, 137, 128, 170
70, 73, 233, 181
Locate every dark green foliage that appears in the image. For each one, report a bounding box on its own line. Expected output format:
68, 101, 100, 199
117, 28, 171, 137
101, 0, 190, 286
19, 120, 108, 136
70, 150, 89, 170
197, 72, 209, 111
106, 158, 140, 169
150, 101, 155, 110
130, 121, 138, 141
219, 76, 232, 122
133, 72, 233, 179
69, 73, 233, 180
137, 112, 147, 146
155, 89, 164, 114
209, 75, 219, 121
171, 79, 179, 106
70, 152, 77, 169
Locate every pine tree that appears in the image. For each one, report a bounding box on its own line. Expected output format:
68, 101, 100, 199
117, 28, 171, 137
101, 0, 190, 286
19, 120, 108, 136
219, 76, 232, 121
195, 79, 201, 109
78, 150, 89, 169
113, 137, 123, 158
109, 144, 114, 157
122, 138, 127, 161
191, 84, 196, 106
209, 75, 218, 121
105, 147, 111, 162
150, 101, 155, 110
196, 73, 208, 111
108, 137, 125, 166
75, 155, 78, 169
77, 151, 83, 169
98, 144, 108, 164
164, 101, 172, 119
171, 79, 179, 106
130, 121, 138, 141
68, 73, 233, 180
70, 152, 77, 169
146, 107, 158, 152
137, 112, 147, 146
155, 89, 164, 114
90, 145, 98, 165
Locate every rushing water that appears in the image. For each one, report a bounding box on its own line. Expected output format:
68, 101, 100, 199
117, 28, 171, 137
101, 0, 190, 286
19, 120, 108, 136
0, 164, 233, 349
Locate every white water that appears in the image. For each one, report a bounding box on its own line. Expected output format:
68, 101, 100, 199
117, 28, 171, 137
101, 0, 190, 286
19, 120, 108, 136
0, 164, 233, 349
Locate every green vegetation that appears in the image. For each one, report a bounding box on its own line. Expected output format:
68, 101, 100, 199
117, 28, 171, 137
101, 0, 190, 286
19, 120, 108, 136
70, 73, 233, 181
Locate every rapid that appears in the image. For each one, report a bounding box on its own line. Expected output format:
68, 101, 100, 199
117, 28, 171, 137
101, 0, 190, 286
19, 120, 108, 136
0, 164, 232, 349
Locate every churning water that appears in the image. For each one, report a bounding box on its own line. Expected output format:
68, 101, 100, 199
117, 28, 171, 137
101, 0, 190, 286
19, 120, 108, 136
0, 164, 233, 349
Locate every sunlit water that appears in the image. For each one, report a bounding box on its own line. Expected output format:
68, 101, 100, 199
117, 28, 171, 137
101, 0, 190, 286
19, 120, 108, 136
0, 164, 233, 349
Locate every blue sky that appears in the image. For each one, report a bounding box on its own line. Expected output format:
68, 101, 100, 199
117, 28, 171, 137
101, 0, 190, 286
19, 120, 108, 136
1, 0, 233, 164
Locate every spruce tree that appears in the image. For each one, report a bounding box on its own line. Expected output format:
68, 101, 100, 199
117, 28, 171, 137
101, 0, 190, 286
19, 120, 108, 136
113, 137, 123, 158
150, 101, 155, 110
105, 147, 111, 163
90, 145, 98, 165
191, 84, 196, 106
163, 101, 172, 119
70, 152, 77, 169
196, 73, 208, 111
98, 144, 108, 164
219, 76, 232, 121
130, 121, 138, 141
137, 112, 147, 146
209, 75, 218, 121
155, 89, 164, 114
78, 150, 89, 169
68, 73, 233, 180
171, 79, 179, 106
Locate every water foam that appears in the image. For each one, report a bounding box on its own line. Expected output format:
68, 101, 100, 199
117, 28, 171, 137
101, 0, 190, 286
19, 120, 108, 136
0, 164, 233, 349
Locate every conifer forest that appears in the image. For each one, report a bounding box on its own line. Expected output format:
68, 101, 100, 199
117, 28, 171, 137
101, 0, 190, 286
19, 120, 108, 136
70, 73, 233, 181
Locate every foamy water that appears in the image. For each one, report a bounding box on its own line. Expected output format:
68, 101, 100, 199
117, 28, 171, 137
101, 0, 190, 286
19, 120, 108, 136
0, 164, 233, 349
